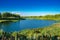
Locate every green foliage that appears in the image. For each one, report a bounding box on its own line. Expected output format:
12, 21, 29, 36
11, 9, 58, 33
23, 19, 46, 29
0, 12, 21, 20
0, 13, 2, 18
19, 22, 60, 37
24, 14, 60, 20
0, 29, 3, 35
2, 12, 12, 17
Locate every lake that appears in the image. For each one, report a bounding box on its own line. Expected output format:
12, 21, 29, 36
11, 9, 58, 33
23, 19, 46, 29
0, 20, 56, 32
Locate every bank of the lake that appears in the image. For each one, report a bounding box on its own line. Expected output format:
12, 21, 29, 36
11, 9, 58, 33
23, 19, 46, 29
20, 22, 60, 36
24, 14, 60, 21
0, 22, 60, 40
0, 20, 19, 23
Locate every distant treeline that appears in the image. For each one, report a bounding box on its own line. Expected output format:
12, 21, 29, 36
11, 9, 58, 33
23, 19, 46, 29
23, 14, 60, 20
0, 12, 21, 20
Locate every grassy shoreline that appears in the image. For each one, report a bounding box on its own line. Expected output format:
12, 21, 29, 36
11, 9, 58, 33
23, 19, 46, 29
20, 22, 60, 35
0, 22, 60, 40
0, 20, 19, 22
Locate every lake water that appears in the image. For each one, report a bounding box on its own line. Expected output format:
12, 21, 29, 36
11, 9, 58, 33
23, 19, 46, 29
0, 20, 56, 32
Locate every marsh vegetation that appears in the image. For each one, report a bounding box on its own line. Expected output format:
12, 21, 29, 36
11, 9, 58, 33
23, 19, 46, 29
0, 23, 60, 40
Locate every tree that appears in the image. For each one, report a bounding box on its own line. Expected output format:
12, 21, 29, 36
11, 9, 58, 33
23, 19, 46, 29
2, 12, 12, 17
0, 12, 1, 18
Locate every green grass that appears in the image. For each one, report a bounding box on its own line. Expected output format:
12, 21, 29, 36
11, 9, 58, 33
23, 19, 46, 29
0, 20, 19, 22
19, 22, 60, 37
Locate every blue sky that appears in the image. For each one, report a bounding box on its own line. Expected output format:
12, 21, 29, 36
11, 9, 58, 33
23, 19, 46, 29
0, 0, 60, 16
